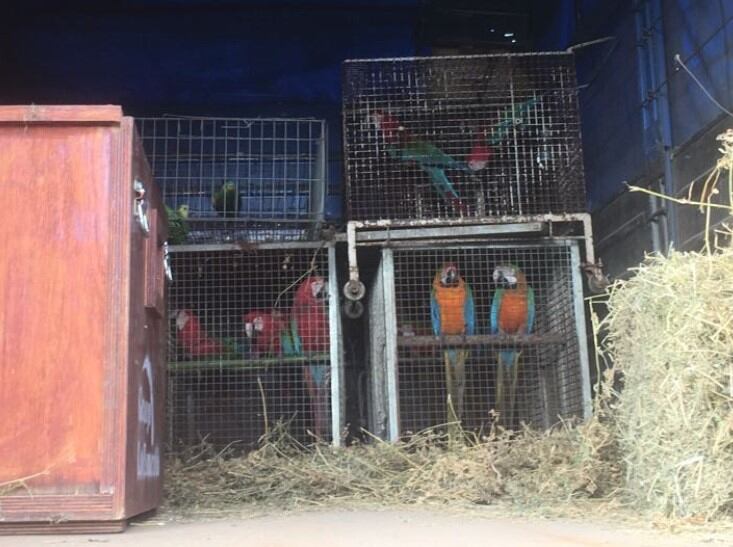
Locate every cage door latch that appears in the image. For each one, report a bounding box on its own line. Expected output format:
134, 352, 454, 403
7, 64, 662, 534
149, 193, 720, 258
133, 179, 150, 237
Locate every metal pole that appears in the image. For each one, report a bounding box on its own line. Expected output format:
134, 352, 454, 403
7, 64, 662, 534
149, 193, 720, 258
328, 244, 343, 447
382, 248, 400, 442
570, 243, 593, 420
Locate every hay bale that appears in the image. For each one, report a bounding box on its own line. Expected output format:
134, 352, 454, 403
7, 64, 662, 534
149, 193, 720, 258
603, 249, 733, 519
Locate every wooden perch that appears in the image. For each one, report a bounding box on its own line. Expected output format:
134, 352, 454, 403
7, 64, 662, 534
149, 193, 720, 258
397, 334, 564, 347
169, 353, 330, 373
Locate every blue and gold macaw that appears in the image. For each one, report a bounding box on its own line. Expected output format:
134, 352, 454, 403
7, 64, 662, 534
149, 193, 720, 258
490, 264, 535, 427
431, 263, 475, 425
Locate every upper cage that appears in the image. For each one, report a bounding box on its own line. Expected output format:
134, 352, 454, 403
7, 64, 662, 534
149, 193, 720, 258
136, 116, 327, 244
342, 52, 586, 222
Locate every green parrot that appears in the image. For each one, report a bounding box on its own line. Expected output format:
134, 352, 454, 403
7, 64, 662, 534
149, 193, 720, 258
486, 97, 539, 146
165, 204, 190, 245
212, 181, 239, 218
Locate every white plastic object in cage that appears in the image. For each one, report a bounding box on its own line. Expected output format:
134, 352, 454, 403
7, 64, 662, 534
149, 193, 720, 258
366, 235, 590, 441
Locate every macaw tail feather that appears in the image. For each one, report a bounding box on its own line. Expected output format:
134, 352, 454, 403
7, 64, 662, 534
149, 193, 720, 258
304, 362, 331, 440
423, 165, 460, 200
495, 350, 521, 429
443, 349, 468, 427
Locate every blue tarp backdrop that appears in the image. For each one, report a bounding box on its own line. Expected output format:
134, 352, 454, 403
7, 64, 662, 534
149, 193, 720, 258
1, 0, 728, 214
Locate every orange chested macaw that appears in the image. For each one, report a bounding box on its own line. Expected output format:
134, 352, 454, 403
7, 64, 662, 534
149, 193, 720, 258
490, 264, 535, 426
430, 263, 475, 425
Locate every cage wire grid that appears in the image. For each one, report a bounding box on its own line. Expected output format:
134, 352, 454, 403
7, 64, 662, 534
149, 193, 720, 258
370, 241, 586, 437
166, 243, 340, 452
135, 117, 327, 244
342, 52, 586, 222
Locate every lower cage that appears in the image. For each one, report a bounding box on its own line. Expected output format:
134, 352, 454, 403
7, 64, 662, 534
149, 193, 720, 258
367, 238, 590, 440
167, 242, 343, 452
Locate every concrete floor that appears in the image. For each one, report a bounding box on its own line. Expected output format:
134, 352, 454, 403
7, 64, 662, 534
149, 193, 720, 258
2, 509, 732, 547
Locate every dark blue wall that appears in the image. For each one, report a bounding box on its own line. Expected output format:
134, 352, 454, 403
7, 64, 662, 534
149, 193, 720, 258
4, 0, 727, 218
1, 1, 425, 220
536, 0, 733, 211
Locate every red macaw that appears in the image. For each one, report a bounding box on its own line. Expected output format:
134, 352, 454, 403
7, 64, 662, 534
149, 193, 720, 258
490, 264, 536, 427
174, 309, 223, 358
430, 263, 476, 425
467, 131, 491, 171
243, 309, 287, 357
466, 97, 540, 173
370, 110, 469, 215
290, 275, 331, 440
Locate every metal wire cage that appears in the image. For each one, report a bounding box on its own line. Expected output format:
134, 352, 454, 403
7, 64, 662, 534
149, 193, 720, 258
135, 117, 327, 243
366, 238, 590, 439
166, 242, 343, 452
342, 53, 586, 222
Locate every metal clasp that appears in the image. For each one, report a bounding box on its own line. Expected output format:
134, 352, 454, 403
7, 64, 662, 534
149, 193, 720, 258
133, 179, 150, 236
163, 241, 173, 282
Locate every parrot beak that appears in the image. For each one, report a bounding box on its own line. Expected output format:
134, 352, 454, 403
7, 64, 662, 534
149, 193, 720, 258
317, 283, 328, 303
311, 279, 328, 302
493, 267, 517, 286
442, 265, 459, 286
175, 310, 189, 330
244, 322, 254, 338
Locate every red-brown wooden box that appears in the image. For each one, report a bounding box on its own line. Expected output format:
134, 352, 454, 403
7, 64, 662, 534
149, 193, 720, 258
0, 105, 167, 533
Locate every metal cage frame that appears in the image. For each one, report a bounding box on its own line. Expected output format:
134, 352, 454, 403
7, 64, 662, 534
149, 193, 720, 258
166, 241, 344, 451
135, 116, 328, 244
364, 232, 591, 441
342, 52, 586, 222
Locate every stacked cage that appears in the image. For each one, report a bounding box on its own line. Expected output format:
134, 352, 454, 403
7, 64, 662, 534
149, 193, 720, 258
365, 236, 590, 440
136, 117, 343, 452
342, 53, 586, 221
342, 53, 592, 438
136, 117, 327, 242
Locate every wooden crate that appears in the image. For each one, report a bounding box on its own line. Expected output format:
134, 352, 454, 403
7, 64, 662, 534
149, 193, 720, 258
0, 105, 167, 533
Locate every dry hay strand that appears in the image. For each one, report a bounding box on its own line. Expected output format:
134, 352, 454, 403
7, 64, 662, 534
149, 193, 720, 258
601, 247, 733, 520
165, 414, 621, 514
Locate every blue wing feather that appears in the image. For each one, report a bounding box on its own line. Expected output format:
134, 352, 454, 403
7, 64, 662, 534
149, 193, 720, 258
289, 318, 303, 355
490, 289, 504, 334
430, 287, 441, 335
464, 283, 476, 335
423, 166, 460, 199
526, 287, 536, 334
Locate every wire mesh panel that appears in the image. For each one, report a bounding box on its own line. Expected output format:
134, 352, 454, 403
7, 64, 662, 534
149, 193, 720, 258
136, 117, 327, 243
343, 53, 586, 221
369, 240, 587, 437
166, 243, 340, 452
